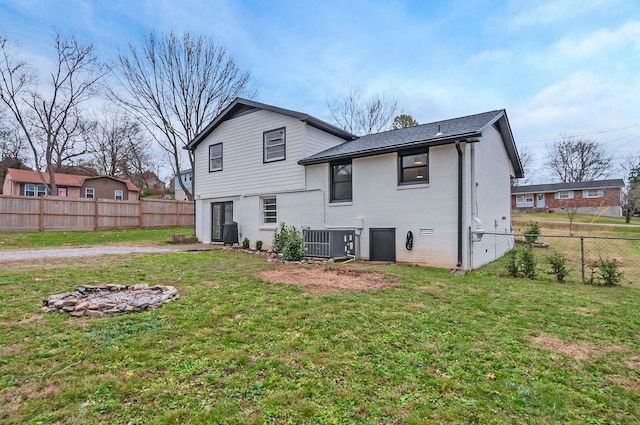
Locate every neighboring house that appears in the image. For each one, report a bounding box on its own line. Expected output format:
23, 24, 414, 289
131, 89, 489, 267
186, 98, 523, 270
131, 170, 167, 196
512, 180, 625, 217
3, 168, 140, 200
174, 169, 192, 201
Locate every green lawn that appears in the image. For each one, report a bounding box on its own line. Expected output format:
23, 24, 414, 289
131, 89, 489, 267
1, 247, 639, 424
0, 227, 195, 249
509, 215, 640, 285
513, 212, 640, 239
513, 212, 640, 226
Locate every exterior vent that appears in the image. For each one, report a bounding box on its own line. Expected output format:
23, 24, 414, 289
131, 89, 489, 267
304, 229, 355, 258
419, 228, 434, 236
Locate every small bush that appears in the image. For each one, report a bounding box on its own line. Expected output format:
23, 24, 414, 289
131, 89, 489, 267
255, 240, 263, 251
505, 247, 537, 279
524, 222, 541, 245
547, 251, 570, 282
598, 257, 623, 286
505, 250, 520, 277
587, 261, 598, 285
242, 238, 250, 249
272, 223, 306, 261
272, 223, 289, 254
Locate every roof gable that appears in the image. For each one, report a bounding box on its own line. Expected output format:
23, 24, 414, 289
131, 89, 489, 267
84, 175, 140, 192
512, 179, 625, 194
186, 98, 355, 150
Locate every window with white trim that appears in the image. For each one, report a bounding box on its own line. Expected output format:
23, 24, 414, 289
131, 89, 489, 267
261, 196, 277, 224
555, 190, 574, 199
24, 183, 47, 197
516, 194, 534, 203
114, 189, 124, 200
209, 143, 222, 172
85, 188, 95, 199
263, 128, 286, 162
583, 189, 604, 198
516, 194, 534, 206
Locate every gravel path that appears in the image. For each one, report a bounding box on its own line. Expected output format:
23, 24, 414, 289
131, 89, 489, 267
0, 245, 201, 262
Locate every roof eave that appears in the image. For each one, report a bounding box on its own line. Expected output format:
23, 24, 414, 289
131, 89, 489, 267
298, 133, 481, 166
490, 111, 524, 179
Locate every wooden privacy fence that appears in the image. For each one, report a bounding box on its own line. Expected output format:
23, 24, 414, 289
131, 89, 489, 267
0, 195, 194, 232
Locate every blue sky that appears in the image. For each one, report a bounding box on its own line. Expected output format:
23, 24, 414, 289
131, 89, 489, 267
1, 0, 639, 180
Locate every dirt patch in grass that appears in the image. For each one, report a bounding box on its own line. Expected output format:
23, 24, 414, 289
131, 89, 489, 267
609, 376, 640, 393
625, 356, 640, 371
256, 265, 399, 294
529, 334, 625, 361
570, 306, 600, 316
529, 335, 597, 360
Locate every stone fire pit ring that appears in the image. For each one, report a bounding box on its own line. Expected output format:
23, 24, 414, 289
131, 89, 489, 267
42, 284, 179, 318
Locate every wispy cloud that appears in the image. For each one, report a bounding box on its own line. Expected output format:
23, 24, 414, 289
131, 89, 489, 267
513, 71, 640, 144
506, 0, 611, 30
552, 21, 640, 59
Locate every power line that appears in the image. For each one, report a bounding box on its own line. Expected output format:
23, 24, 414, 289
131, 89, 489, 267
518, 123, 640, 144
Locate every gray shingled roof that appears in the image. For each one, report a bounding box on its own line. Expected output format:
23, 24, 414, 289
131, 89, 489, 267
512, 179, 625, 194
186, 98, 523, 178
186, 98, 355, 150
299, 110, 508, 165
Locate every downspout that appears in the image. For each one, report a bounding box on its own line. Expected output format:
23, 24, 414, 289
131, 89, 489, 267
455, 141, 463, 268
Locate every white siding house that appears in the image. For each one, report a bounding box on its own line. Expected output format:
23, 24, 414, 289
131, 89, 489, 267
187, 98, 523, 270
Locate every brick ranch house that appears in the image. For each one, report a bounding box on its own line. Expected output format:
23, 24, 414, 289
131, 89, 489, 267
511, 179, 625, 218
3, 168, 140, 200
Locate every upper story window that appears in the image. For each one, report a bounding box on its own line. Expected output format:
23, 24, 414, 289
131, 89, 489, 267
85, 188, 95, 199
263, 128, 286, 163
115, 189, 124, 200
555, 190, 574, 200
398, 150, 429, 185
330, 160, 352, 203
209, 143, 223, 172
261, 196, 277, 224
583, 189, 604, 198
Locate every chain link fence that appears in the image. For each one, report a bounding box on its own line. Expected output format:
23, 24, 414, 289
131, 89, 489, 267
475, 231, 640, 286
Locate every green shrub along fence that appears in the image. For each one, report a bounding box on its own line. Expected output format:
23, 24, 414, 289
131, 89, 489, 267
477, 231, 640, 286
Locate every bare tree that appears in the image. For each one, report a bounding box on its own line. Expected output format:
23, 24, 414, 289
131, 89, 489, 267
114, 31, 255, 201
87, 110, 151, 178
512, 146, 535, 186
391, 114, 419, 130
0, 110, 23, 159
621, 156, 640, 223
564, 201, 579, 236
0, 117, 29, 193
0, 34, 109, 195
327, 86, 398, 136
546, 136, 612, 182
